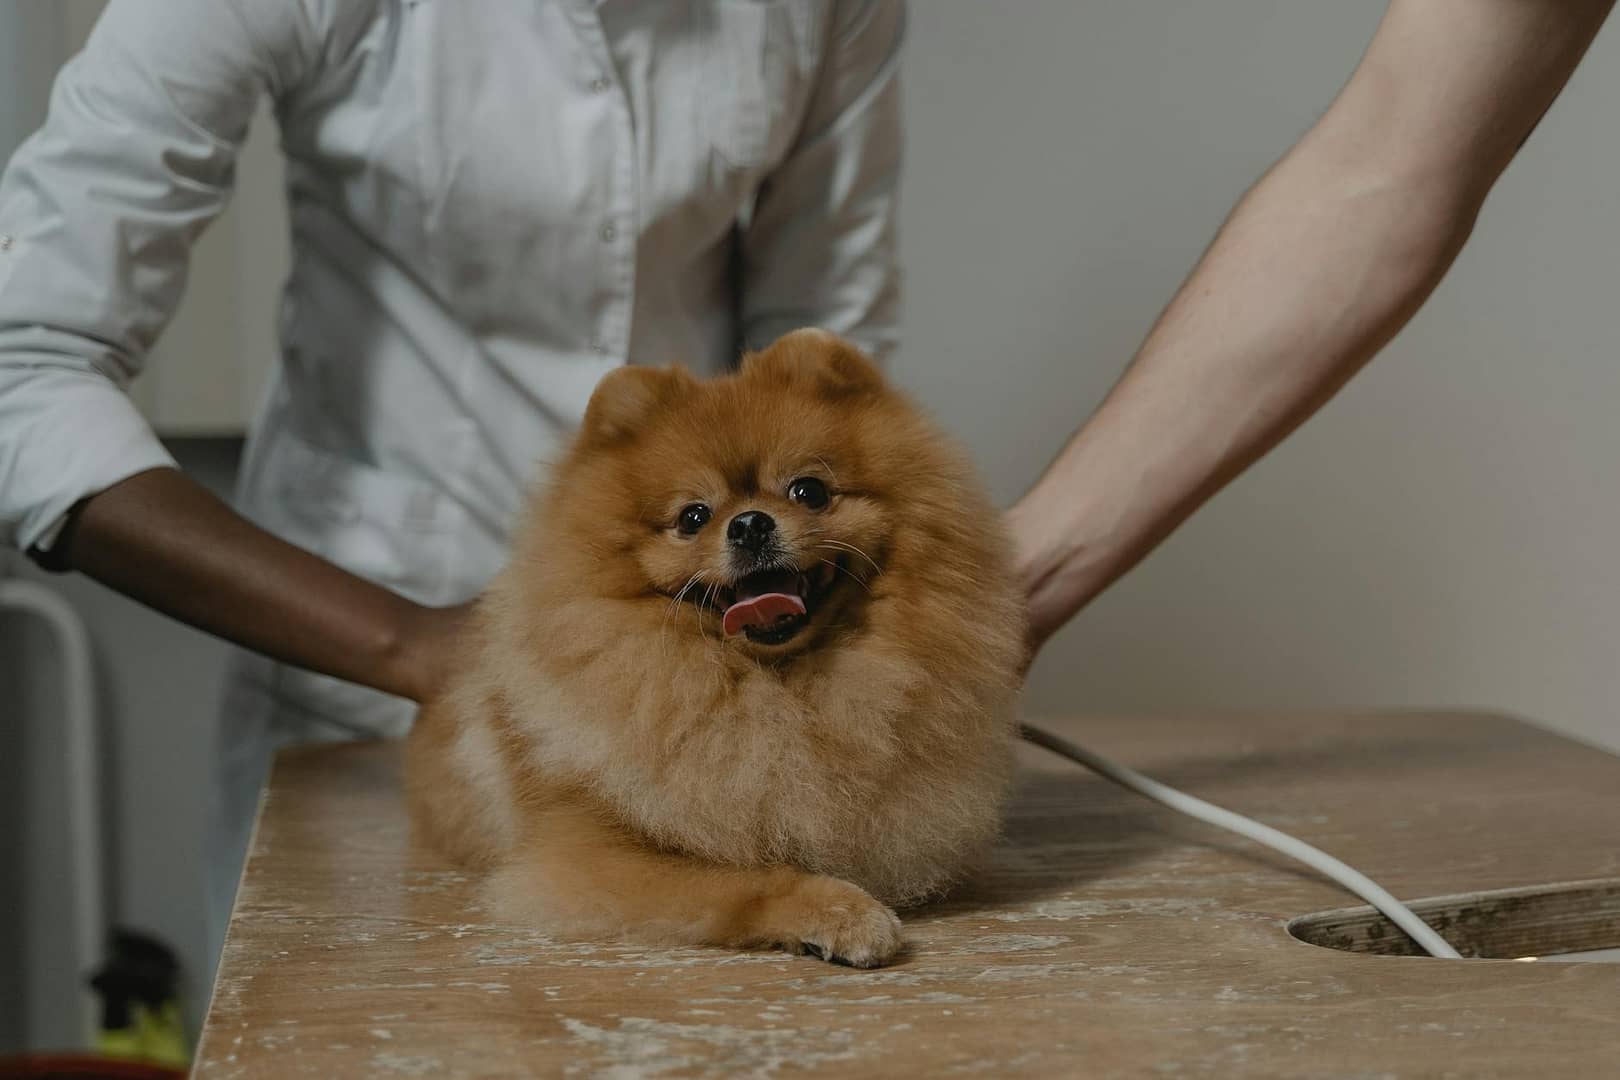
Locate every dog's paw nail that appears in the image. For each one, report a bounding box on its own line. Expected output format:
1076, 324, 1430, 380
782, 878, 904, 968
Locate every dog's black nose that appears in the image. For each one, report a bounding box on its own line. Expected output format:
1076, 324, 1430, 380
727, 510, 776, 551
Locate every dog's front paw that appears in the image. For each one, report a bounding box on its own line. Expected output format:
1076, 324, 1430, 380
770, 876, 903, 968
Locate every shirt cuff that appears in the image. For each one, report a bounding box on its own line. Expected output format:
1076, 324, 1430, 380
1, 362, 179, 555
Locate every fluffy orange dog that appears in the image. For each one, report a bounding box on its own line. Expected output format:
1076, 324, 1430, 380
406, 329, 1023, 967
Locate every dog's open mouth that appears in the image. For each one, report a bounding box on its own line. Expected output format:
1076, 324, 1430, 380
718, 561, 841, 645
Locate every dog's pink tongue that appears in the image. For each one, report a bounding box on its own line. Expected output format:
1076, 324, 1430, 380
723, 590, 807, 637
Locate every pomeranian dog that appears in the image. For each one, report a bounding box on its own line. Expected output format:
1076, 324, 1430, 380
406, 329, 1023, 968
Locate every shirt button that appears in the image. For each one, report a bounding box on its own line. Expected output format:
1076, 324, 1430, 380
599, 222, 617, 242
589, 76, 611, 94
0, 235, 12, 251
590, 340, 608, 354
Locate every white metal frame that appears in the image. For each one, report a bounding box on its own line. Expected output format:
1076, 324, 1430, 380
1, 577, 104, 1044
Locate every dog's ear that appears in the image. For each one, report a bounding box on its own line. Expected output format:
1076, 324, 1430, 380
582, 364, 695, 444
742, 328, 886, 398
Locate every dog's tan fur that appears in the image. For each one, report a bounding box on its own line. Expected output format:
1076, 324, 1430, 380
406, 330, 1023, 967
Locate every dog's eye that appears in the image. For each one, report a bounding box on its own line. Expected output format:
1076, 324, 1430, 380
786, 477, 830, 510
676, 503, 712, 535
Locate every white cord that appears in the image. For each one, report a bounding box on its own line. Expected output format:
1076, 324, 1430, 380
1019, 723, 1461, 959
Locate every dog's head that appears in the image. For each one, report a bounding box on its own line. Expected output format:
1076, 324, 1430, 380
544, 329, 967, 657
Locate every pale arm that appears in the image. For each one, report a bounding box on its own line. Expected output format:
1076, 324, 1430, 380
1012, 0, 1616, 656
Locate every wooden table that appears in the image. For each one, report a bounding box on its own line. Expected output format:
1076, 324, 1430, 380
195, 711, 1620, 1078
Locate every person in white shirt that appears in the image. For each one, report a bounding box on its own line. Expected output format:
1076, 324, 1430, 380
0, 0, 904, 956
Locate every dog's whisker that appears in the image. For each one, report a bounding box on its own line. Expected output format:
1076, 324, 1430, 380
697, 579, 723, 645
665, 571, 704, 623
693, 581, 709, 643
661, 571, 707, 656
673, 572, 704, 610
816, 539, 882, 576
823, 556, 872, 595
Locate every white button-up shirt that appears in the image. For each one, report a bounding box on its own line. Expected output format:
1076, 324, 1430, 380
0, 0, 902, 733
1, 0, 903, 956
0, 0, 900, 945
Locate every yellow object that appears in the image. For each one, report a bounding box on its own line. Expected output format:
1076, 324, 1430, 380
95, 1001, 190, 1070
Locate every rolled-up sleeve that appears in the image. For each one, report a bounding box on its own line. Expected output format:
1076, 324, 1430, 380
738, 0, 904, 363
0, 0, 307, 553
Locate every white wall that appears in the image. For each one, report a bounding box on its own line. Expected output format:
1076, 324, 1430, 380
896, 3, 1620, 754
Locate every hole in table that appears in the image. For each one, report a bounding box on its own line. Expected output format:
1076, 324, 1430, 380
1288, 878, 1620, 961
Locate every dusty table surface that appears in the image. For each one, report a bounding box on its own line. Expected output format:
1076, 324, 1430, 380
195, 711, 1620, 1078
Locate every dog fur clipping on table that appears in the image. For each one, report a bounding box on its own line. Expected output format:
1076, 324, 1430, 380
406, 329, 1023, 968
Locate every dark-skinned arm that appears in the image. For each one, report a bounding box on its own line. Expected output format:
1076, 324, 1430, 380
54, 466, 467, 703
